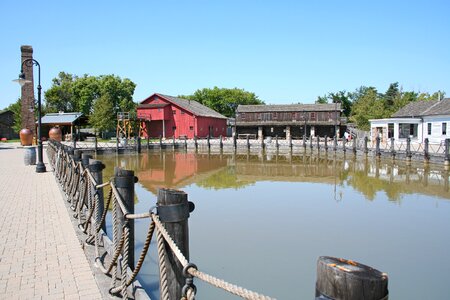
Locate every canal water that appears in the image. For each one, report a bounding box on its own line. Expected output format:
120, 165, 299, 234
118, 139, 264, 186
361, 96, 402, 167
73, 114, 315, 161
98, 150, 450, 299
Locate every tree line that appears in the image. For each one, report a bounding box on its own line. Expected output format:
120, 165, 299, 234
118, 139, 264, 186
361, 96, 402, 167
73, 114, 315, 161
4, 72, 445, 135
316, 83, 445, 130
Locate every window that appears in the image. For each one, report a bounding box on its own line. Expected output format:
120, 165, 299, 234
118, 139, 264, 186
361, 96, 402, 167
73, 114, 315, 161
388, 123, 394, 138
443, 123, 447, 135
172, 110, 176, 115
189, 126, 194, 131
427, 123, 432, 135
310, 112, 316, 120
399, 123, 418, 138
181, 111, 185, 115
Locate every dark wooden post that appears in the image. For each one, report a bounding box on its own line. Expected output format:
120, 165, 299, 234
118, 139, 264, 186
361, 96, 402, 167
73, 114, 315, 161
147, 136, 150, 149
247, 135, 250, 150
424, 138, 430, 163
157, 188, 193, 300
333, 135, 337, 151
390, 138, 396, 160
303, 134, 307, 149
342, 136, 347, 153
73, 133, 77, 149
275, 135, 279, 149
114, 167, 136, 269
194, 135, 198, 150
315, 256, 388, 300
81, 154, 92, 169
352, 136, 357, 155
445, 139, 450, 167
316, 136, 320, 152
233, 134, 237, 149
137, 136, 141, 153
94, 136, 98, 154
173, 135, 176, 150
364, 136, 369, 154
184, 136, 188, 150
207, 135, 211, 150
74, 149, 82, 164
376, 137, 381, 158
219, 135, 223, 150
89, 159, 106, 232
309, 135, 313, 149
159, 135, 163, 148
289, 135, 293, 149
116, 135, 119, 153
324, 135, 328, 152
406, 137, 412, 163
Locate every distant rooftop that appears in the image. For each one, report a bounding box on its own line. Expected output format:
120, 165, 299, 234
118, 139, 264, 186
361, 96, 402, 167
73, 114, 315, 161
40, 112, 85, 125
237, 103, 341, 113
392, 98, 450, 117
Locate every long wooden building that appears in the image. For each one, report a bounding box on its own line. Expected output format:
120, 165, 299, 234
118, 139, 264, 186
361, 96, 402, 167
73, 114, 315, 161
235, 103, 345, 139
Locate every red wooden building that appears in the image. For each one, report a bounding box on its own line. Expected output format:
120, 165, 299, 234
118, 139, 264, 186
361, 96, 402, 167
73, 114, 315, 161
137, 93, 227, 139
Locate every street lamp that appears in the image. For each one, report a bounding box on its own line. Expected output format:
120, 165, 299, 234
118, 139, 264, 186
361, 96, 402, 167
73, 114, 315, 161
13, 59, 46, 173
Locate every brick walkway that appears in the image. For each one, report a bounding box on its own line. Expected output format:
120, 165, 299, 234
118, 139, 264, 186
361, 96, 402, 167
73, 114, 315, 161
0, 144, 102, 299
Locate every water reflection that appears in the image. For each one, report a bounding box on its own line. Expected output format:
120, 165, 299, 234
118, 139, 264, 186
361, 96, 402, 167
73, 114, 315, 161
98, 151, 450, 202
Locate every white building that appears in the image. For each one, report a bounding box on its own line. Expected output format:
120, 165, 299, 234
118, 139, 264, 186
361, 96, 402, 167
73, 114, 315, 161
370, 98, 450, 144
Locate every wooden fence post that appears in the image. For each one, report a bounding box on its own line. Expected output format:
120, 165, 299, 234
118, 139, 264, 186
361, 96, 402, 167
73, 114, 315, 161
114, 167, 136, 269
316, 136, 320, 152
406, 137, 412, 164
194, 135, 198, 150
173, 135, 176, 150
219, 135, 223, 150
147, 136, 150, 149
424, 138, 430, 164
352, 136, 357, 155
343, 137, 347, 153
207, 135, 211, 150
391, 138, 396, 160
324, 135, 328, 152
89, 159, 106, 232
289, 135, 293, 149
137, 136, 141, 153
309, 135, 313, 150
445, 138, 450, 167
334, 135, 337, 151
160, 135, 163, 148
315, 256, 388, 300
303, 134, 307, 150
275, 135, 279, 150
376, 137, 381, 158
364, 136, 369, 154
94, 136, 98, 154
157, 188, 194, 300
247, 135, 250, 150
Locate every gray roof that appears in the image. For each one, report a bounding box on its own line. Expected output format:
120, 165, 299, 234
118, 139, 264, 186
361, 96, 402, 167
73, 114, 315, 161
40, 112, 84, 125
237, 103, 341, 113
154, 94, 227, 119
392, 98, 450, 117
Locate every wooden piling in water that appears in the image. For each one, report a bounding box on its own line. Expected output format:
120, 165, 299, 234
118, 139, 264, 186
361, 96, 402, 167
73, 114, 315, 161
424, 138, 430, 165
324, 135, 328, 152
376, 137, 381, 159
315, 256, 388, 300
364, 136, 369, 154
157, 188, 193, 300
114, 167, 136, 269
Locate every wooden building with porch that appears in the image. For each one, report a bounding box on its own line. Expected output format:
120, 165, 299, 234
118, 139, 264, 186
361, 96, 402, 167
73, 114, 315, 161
39, 112, 86, 140
235, 103, 345, 139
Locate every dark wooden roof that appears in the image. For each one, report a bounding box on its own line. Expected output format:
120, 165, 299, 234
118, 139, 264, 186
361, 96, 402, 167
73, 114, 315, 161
237, 103, 341, 113
138, 103, 168, 108
392, 98, 450, 117
140, 93, 227, 119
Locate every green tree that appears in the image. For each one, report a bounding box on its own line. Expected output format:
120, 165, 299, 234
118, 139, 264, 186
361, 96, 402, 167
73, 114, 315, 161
349, 87, 384, 130
180, 87, 264, 117
89, 94, 116, 133
6, 98, 22, 132
315, 95, 328, 104
44, 72, 77, 112
328, 91, 352, 117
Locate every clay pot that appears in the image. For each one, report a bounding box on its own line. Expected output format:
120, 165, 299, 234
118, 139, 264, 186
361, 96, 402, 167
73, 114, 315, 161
19, 128, 33, 146
49, 127, 62, 142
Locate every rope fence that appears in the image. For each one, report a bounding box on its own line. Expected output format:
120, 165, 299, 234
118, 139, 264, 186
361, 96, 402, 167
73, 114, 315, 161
46, 139, 275, 300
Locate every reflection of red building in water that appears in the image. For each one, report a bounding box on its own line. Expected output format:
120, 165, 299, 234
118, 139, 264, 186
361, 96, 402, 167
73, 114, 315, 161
137, 152, 227, 194
137, 93, 227, 139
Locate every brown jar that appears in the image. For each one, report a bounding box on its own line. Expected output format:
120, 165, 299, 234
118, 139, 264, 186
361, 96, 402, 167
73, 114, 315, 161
49, 127, 62, 142
19, 128, 33, 146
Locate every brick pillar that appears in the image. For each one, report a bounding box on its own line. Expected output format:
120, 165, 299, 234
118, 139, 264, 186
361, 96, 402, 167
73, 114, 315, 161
20, 45, 35, 136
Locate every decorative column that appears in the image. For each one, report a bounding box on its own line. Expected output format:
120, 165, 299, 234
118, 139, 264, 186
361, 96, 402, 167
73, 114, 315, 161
20, 45, 35, 136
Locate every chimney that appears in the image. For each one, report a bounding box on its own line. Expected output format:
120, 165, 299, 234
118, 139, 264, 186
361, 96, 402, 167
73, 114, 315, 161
20, 45, 36, 136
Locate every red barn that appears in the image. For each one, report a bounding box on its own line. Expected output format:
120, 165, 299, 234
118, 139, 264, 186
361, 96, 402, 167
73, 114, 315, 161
137, 93, 227, 139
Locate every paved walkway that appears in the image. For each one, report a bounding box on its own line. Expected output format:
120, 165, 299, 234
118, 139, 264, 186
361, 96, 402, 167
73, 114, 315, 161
0, 143, 103, 299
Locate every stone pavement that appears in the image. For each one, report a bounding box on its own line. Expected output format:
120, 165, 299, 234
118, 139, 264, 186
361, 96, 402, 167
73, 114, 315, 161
0, 143, 103, 299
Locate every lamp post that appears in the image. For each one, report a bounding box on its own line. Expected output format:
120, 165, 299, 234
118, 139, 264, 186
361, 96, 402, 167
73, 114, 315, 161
13, 58, 46, 173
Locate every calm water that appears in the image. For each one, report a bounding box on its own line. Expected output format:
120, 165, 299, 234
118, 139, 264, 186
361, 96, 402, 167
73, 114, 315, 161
98, 150, 450, 299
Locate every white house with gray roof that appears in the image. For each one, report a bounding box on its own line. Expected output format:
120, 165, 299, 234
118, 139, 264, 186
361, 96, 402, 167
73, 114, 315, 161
370, 98, 450, 144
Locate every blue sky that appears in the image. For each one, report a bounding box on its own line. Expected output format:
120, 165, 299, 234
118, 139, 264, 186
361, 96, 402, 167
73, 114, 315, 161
1, 0, 449, 109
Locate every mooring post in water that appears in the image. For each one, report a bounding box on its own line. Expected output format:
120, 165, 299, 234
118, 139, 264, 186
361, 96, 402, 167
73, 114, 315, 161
333, 135, 337, 151
219, 135, 223, 149
343, 136, 346, 153
74, 149, 82, 164
324, 135, 328, 152
275, 135, 279, 149
159, 135, 163, 148
376, 137, 381, 159
316, 136, 320, 152
289, 135, 293, 149
247, 135, 250, 150
116, 135, 119, 153
406, 137, 412, 164
352, 136, 357, 155
233, 134, 237, 149
184, 136, 188, 150
157, 188, 194, 300
444, 138, 450, 165
309, 135, 313, 150
73, 133, 77, 149
194, 135, 198, 150
315, 256, 388, 300
303, 134, 307, 149
113, 167, 136, 269
89, 159, 106, 232
137, 136, 141, 153
390, 137, 396, 160
173, 135, 176, 150
424, 138, 430, 164
364, 136, 369, 154
147, 136, 150, 149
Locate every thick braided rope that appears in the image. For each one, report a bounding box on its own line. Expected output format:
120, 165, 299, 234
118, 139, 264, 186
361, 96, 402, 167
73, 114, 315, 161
156, 227, 169, 300
127, 220, 155, 286
151, 214, 275, 300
